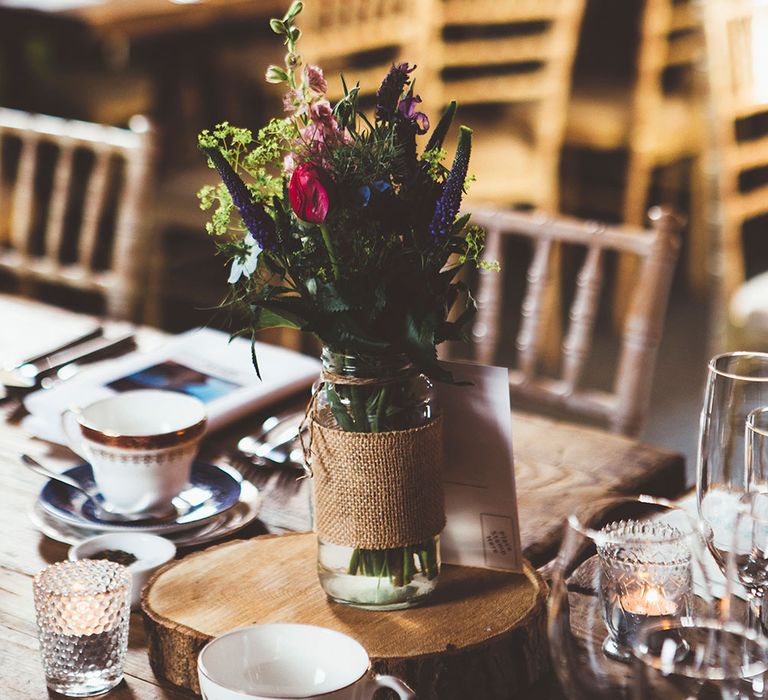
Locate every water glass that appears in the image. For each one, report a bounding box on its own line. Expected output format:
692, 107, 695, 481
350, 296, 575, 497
548, 496, 716, 699
33, 559, 131, 697
597, 519, 693, 662
632, 618, 768, 699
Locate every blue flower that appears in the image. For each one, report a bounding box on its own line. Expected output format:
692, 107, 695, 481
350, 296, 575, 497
357, 185, 372, 208
357, 180, 391, 208
228, 233, 261, 284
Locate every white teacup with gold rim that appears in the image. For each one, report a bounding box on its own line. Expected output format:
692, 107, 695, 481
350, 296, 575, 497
197, 624, 416, 700
62, 389, 207, 516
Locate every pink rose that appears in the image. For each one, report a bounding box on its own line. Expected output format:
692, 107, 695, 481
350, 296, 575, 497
289, 163, 332, 224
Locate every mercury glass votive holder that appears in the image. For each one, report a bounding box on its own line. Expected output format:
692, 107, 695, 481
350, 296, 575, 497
33, 559, 131, 697
596, 519, 693, 663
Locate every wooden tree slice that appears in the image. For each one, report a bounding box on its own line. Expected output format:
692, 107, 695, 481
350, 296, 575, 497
142, 533, 548, 699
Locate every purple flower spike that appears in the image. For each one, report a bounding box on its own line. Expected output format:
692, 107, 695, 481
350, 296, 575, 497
375, 62, 414, 123
429, 126, 472, 240
203, 146, 277, 251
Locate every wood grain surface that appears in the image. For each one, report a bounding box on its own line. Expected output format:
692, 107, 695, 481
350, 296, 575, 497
142, 533, 549, 698
0, 295, 686, 698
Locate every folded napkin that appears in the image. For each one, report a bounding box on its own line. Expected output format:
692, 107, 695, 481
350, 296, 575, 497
22, 327, 320, 446
0, 297, 100, 368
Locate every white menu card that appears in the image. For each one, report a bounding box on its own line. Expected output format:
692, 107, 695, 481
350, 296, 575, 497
437, 361, 523, 573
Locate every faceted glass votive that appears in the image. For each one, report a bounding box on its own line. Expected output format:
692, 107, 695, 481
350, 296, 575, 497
33, 559, 131, 697
596, 520, 693, 663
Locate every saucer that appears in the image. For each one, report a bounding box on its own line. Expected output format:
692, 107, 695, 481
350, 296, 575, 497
31, 474, 262, 547
39, 461, 241, 534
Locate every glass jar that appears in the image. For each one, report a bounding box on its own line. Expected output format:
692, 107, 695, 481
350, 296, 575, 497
314, 348, 441, 610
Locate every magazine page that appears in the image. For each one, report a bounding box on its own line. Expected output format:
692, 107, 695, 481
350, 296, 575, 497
23, 327, 320, 444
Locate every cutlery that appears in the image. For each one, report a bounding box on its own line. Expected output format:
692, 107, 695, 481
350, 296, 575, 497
236, 411, 306, 472
0, 333, 136, 392
10, 326, 104, 367
21, 454, 185, 523
247, 410, 305, 445
0, 327, 104, 400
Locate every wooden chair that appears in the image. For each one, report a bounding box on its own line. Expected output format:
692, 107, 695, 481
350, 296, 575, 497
300, 0, 428, 102
0, 109, 153, 321
564, 0, 705, 304
219, 1, 428, 108
702, 0, 768, 349
432, 0, 586, 211
466, 206, 680, 437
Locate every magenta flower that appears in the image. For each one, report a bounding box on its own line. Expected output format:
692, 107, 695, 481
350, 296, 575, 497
289, 163, 331, 224
305, 65, 327, 95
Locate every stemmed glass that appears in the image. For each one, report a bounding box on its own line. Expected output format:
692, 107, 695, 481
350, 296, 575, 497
698, 353, 768, 578
548, 496, 716, 699
630, 491, 768, 699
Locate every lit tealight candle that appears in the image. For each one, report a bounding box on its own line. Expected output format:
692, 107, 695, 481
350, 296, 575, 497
620, 585, 677, 617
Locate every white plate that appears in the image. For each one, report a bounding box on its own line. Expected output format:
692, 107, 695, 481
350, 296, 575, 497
30, 478, 261, 548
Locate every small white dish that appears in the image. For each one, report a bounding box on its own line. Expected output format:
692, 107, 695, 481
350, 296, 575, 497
69, 532, 176, 608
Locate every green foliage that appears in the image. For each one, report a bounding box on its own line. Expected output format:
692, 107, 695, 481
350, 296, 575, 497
420, 148, 447, 182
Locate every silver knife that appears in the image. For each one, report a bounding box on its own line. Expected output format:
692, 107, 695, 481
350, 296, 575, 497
0, 333, 136, 390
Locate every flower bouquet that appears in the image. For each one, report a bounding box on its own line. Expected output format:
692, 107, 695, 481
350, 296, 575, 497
198, 1, 491, 609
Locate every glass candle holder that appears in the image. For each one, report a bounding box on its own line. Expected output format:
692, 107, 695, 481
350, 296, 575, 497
33, 559, 131, 697
596, 520, 693, 663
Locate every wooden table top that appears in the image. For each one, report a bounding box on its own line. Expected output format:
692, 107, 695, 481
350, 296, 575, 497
0, 0, 286, 41
0, 296, 686, 698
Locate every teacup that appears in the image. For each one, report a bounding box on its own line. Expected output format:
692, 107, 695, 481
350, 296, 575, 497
197, 624, 415, 700
62, 389, 207, 516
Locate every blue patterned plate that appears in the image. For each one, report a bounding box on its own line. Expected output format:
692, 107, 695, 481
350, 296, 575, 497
39, 461, 242, 534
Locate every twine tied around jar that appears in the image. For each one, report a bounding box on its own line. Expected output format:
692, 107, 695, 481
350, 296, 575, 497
299, 369, 446, 549
298, 369, 416, 477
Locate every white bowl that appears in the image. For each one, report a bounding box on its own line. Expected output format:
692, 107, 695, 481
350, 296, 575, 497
69, 532, 176, 608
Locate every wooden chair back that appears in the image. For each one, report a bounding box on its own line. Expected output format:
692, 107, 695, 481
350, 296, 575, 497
300, 0, 427, 101
433, 0, 586, 211
629, 0, 704, 150
702, 0, 768, 306
0, 109, 153, 321
468, 207, 680, 437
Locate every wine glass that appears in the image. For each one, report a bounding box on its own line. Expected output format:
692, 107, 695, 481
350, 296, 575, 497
631, 617, 768, 699
548, 496, 716, 699
698, 353, 768, 574
725, 490, 768, 633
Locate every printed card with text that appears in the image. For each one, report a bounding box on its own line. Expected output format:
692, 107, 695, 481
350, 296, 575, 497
437, 361, 523, 572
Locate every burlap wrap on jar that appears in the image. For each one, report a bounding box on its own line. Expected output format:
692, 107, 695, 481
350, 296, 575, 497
311, 415, 445, 550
